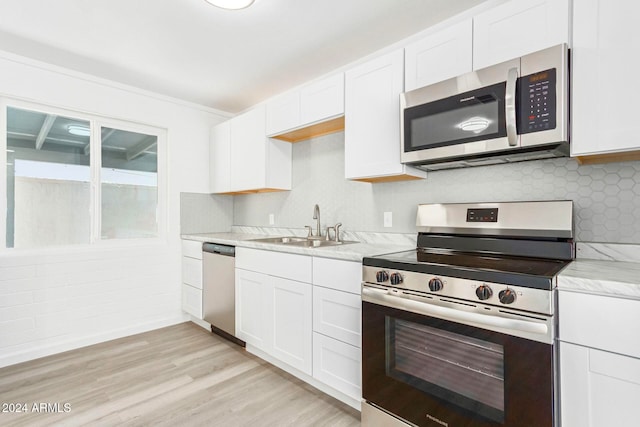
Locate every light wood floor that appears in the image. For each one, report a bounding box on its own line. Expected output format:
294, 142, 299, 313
0, 322, 361, 426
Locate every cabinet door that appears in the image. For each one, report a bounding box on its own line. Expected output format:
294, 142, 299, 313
560, 342, 640, 427
313, 286, 361, 347
229, 106, 267, 192
266, 91, 300, 136
313, 332, 362, 400
210, 121, 231, 193
300, 73, 344, 125
182, 256, 202, 289
404, 19, 473, 91
473, 0, 570, 70
182, 284, 203, 319
235, 269, 269, 350
269, 276, 312, 375
345, 49, 425, 181
572, 0, 640, 157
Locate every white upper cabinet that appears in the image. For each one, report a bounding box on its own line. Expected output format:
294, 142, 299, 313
571, 0, 640, 160
345, 49, 426, 182
404, 19, 473, 91
266, 73, 344, 142
210, 105, 291, 194
209, 120, 231, 194
473, 0, 571, 70
300, 73, 344, 125
265, 91, 300, 137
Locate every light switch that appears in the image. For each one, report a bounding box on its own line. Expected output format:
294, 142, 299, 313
384, 212, 392, 228
269, 213, 275, 225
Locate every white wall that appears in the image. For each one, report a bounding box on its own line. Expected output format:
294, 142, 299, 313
0, 50, 228, 367
234, 131, 640, 244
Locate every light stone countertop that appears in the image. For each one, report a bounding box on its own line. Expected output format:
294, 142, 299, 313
181, 231, 415, 262
558, 259, 640, 300
183, 232, 640, 299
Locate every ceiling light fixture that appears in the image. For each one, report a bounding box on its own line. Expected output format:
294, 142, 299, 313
67, 125, 91, 136
458, 117, 490, 134
204, 0, 255, 10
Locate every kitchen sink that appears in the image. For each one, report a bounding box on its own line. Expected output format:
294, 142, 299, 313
287, 239, 356, 247
250, 236, 309, 244
250, 236, 356, 247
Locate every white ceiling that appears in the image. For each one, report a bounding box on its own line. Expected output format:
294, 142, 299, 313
0, 0, 487, 113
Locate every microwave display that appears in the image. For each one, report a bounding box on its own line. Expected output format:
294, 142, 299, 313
517, 68, 557, 134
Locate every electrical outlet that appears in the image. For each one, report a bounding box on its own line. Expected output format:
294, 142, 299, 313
384, 212, 392, 228
268, 213, 275, 225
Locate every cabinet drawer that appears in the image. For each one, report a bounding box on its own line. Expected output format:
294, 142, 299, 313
236, 247, 312, 283
312, 257, 361, 294
559, 291, 640, 358
182, 284, 202, 319
182, 256, 202, 289
181, 239, 203, 259
313, 333, 361, 400
313, 286, 361, 347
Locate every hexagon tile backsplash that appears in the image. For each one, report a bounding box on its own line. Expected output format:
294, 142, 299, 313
230, 132, 640, 244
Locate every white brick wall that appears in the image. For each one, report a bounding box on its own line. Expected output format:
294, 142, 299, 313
0, 49, 228, 367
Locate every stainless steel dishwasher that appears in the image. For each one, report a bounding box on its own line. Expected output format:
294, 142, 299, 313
202, 243, 245, 347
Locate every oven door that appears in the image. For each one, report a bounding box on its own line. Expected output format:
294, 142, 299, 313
362, 287, 555, 427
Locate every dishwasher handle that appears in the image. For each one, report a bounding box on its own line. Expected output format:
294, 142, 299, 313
202, 242, 235, 257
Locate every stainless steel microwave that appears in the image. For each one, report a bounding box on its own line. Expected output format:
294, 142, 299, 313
401, 44, 569, 171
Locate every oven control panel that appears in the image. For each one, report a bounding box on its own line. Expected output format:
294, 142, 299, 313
364, 266, 553, 315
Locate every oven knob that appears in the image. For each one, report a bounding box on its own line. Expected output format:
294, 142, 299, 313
499, 288, 516, 304
428, 277, 443, 292
475, 284, 493, 300
375, 270, 389, 283
390, 273, 403, 285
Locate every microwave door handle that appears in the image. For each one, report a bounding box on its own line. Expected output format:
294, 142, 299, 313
505, 67, 518, 147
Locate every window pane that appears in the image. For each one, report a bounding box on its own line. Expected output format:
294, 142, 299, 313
6, 107, 91, 249
100, 127, 158, 239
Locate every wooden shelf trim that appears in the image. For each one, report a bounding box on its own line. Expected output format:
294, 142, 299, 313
270, 116, 345, 143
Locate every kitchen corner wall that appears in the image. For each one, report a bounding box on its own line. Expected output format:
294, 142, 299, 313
180, 192, 233, 234
233, 131, 640, 244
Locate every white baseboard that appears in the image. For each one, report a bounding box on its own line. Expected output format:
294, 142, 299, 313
0, 314, 187, 369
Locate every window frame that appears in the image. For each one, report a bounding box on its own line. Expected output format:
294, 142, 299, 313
1, 97, 168, 251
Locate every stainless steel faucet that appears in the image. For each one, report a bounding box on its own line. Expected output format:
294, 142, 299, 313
312, 204, 321, 238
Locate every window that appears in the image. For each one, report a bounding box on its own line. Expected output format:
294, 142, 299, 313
3, 103, 165, 249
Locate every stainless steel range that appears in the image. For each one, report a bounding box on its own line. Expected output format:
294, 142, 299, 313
361, 201, 574, 427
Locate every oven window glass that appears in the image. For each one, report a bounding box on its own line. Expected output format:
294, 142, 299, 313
386, 317, 505, 423
404, 82, 506, 151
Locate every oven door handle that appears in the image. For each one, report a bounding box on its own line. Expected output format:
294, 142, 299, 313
362, 286, 548, 336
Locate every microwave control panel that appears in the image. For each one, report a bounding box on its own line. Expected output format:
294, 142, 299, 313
517, 68, 556, 134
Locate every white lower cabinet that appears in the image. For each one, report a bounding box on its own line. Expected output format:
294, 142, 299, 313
235, 248, 313, 376
313, 332, 362, 401
235, 268, 269, 349
313, 285, 361, 347
181, 239, 203, 319
560, 342, 640, 427
558, 290, 640, 427
235, 248, 362, 407
235, 269, 312, 375
270, 276, 312, 375
312, 257, 362, 401
181, 284, 202, 319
